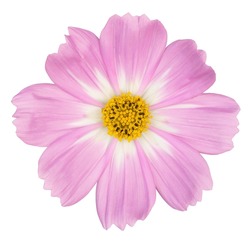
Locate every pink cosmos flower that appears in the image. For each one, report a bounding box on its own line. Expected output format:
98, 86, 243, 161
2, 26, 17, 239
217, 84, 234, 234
12, 14, 239, 230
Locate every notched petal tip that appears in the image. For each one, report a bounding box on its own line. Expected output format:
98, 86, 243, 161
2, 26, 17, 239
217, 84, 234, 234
106, 13, 159, 26
11, 99, 18, 119
198, 49, 207, 62
175, 39, 212, 65
176, 38, 197, 48
67, 26, 79, 33
67, 26, 93, 37
121, 12, 150, 22
170, 39, 211, 65
11, 95, 17, 106
100, 214, 148, 230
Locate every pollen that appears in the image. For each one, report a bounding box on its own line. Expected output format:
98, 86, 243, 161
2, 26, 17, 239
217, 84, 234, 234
102, 92, 152, 142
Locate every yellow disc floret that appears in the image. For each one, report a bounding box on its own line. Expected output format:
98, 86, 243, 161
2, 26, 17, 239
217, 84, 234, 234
102, 93, 152, 142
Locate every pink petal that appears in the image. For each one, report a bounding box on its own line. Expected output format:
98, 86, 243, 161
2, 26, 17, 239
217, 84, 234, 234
46, 29, 114, 106
39, 127, 114, 206
143, 40, 215, 108
12, 84, 101, 146
100, 13, 167, 94
139, 129, 212, 211
152, 94, 239, 154
96, 141, 156, 230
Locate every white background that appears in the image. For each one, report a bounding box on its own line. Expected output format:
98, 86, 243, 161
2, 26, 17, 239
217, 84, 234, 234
0, 0, 249, 241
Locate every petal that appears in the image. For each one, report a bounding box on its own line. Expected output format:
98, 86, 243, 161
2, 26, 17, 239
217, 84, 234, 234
152, 94, 240, 154
67, 27, 114, 100
46, 28, 114, 106
100, 13, 167, 94
139, 129, 212, 211
96, 141, 156, 230
12, 84, 101, 146
39, 127, 114, 206
143, 40, 215, 108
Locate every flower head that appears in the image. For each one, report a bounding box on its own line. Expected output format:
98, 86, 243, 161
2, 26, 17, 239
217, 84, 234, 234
12, 14, 239, 230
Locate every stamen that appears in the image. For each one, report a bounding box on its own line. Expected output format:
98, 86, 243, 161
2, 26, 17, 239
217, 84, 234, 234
102, 92, 152, 141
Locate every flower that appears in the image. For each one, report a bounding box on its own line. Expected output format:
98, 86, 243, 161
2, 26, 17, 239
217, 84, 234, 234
12, 13, 239, 230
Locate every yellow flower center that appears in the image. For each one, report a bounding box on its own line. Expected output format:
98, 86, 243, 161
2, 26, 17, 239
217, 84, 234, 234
102, 93, 152, 142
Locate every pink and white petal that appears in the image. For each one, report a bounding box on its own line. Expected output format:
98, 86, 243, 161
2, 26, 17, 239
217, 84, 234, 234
67, 28, 114, 99
143, 40, 215, 108
46, 30, 114, 105
96, 141, 156, 230
100, 13, 167, 94
139, 129, 212, 211
39, 127, 114, 206
151, 94, 240, 154
12, 84, 101, 147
